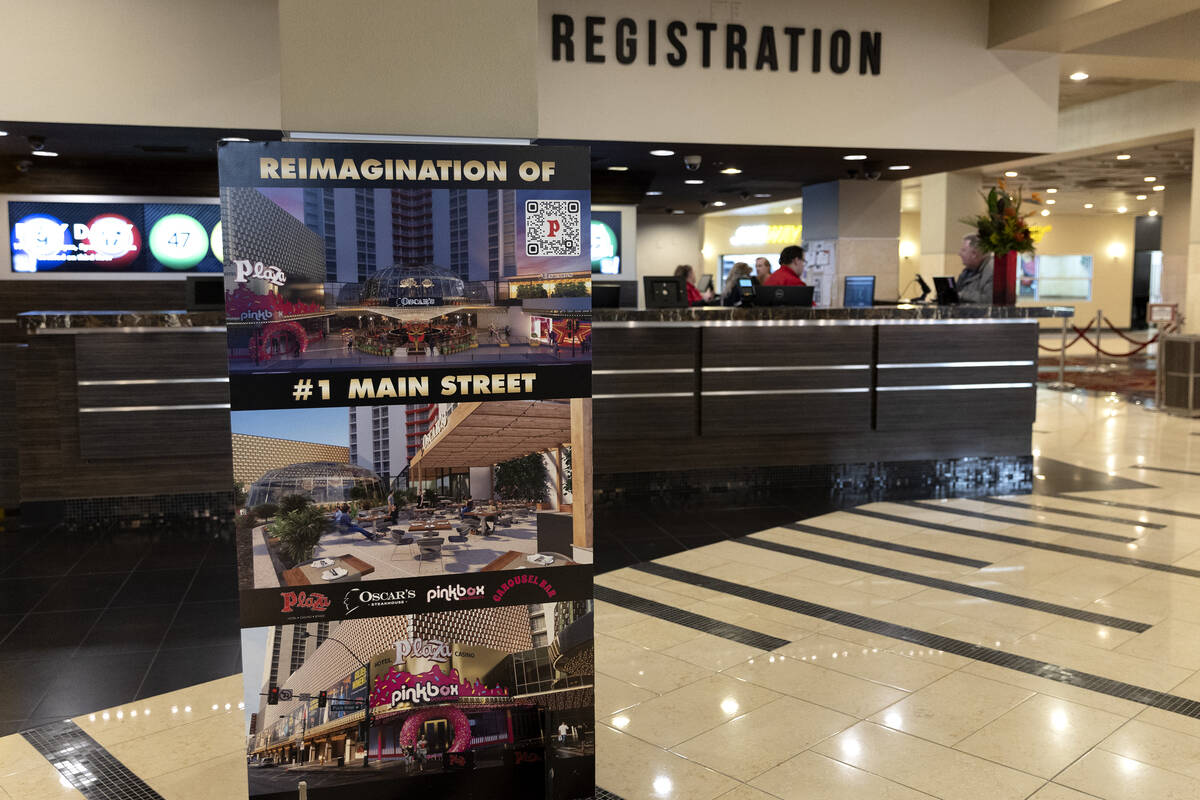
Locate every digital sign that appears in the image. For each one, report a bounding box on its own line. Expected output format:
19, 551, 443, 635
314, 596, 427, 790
591, 210, 621, 274
9, 200, 222, 273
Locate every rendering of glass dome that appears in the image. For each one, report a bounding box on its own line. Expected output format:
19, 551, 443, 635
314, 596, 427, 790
247, 462, 384, 507
360, 263, 466, 307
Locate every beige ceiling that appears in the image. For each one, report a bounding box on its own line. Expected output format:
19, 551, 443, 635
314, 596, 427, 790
409, 400, 571, 471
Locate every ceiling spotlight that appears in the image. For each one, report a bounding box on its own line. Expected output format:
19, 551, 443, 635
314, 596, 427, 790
649, 149, 675, 156
645, 190, 663, 196
1069, 71, 1089, 81
1136, 194, 1147, 200
1116, 153, 1131, 160
1045, 199, 1056, 205
843, 154, 868, 161
670, 209, 685, 215
1153, 185, 1165, 191
711, 200, 727, 207
720, 167, 742, 175
1118, 206, 1128, 213
220, 137, 251, 143
753, 193, 771, 198
1040, 209, 1050, 216
31, 150, 58, 157
1143, 176, 1156, 182
1046, 188, 1058, 194
1148, 209, 1158, 216
888, 165, 911, 171
1083, 203, 1094, 209
607, 166, 629, 172
685, 179, 704, 184
784, 206, 794, 214
1004, 170, 1018, 177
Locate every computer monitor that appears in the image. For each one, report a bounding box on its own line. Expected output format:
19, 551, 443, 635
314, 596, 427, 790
186, 275, 225, 311
591, 282, 622, 309
755, 285, 814, 306
843, 275, 875, 308
933, 276, 960, 305
643, 276, 688, 308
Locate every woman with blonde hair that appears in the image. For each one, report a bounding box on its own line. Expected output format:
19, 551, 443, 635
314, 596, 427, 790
722, 262, 751, 306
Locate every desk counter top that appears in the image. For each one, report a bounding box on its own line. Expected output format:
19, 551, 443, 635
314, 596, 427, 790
594, 305, 1072, 324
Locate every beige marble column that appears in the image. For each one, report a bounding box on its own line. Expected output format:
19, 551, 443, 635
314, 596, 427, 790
800, 180, 901, 306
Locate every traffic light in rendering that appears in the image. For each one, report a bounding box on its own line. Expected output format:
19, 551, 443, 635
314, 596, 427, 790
318, 691, 328, 708
267, 685, 279, 705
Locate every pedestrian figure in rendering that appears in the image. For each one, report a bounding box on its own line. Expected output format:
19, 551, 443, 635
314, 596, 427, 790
333, 504, 376, 541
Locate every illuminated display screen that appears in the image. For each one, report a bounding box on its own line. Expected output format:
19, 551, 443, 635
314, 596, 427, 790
9, 200, 222, 273
591, 210, 621, 274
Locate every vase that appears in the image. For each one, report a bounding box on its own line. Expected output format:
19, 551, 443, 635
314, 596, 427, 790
992, 250, 1018, 306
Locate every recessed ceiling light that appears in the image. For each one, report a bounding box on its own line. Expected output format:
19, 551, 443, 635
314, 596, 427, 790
888, 165, 910, 171
1143, 176, 1156, 182
753, 193, 771, 198
711, 200, 727, 207
784, 207, 794, 214
220, 137, 251, 143
843, 154, 868, 161
1004, 170, 1018, 177
1136, 194, 1147, 200
607, 166, 629, 172
670, 209, 685, 214
1116, 153, 1131, 160
645, 190, 663, 196
649, 149, 675, 157
685, 179, 704, 184
1153, 185, 1165, 191
1045, 199, 1056, 205
1118, 206, 1128, 213
1083, 203, 1094, 209
1046, 188, 1058, 194
1040, 209, 1050, 216
31, 150, 58, 157
720, 167, 742, 175
1148, 209, 1158, 216
1069, 71, 1089, 81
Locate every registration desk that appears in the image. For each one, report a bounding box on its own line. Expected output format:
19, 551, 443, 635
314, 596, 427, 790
592, 305, 1070, 503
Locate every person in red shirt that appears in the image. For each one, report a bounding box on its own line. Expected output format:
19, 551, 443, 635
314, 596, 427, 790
764, 245, 807, 286
674, 264, 714, 305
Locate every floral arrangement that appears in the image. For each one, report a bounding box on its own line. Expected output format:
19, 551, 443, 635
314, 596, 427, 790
961, 180, 1039, 254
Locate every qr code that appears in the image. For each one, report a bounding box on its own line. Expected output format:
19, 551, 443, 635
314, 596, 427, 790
525, 199, 581, 257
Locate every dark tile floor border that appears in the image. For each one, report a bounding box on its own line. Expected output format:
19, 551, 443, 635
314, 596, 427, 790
594, 585, 790, 652
904, 500, 1137, 543
22, 720, 165, 799
784, 522, 991, 569
974, 497, 1166, 529
1050, 494, 1200, 522
847, 507, 1200, 579
595, 789, 627, 800
1130, 465, 1200, 478
736, 536, 1152, 633
632, 562, 1200, 721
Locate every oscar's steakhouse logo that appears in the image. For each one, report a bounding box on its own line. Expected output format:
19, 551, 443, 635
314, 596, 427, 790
280, 591, 331, 613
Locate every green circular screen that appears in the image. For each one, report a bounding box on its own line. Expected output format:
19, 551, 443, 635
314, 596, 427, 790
149, 214, 208, 269
210, 221, 223, 261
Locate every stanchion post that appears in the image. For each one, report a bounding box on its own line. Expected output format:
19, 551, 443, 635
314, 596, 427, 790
1095, 309, 1103, 369
298, 780, 308, 800
1059, 316, 1068, 384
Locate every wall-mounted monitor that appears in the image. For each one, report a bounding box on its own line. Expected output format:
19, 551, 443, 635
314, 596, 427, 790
8, 198, 222, 274
591, 210, 622, 274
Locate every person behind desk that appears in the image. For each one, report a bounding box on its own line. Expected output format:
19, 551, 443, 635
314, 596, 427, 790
674, 264, 714, 305
956, 234, 994, 303
754, 256, 772, 284
722, 262, 752, 306
765, 245, 807, 286
334, 504, 376, 541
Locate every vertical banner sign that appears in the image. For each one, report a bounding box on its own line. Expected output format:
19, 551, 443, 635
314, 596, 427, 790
220, 142, 594, 800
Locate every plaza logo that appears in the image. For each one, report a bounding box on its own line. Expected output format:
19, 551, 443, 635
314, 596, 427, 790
426, 584, 485, 604
280, 591, 331, 613
491, 574, 558, 603
343, 587, 417, 616
233, 258, 287, 287
396, 638, 452, 663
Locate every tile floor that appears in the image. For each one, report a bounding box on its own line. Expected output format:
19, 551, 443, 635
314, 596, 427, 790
594, 388, 1200, 800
